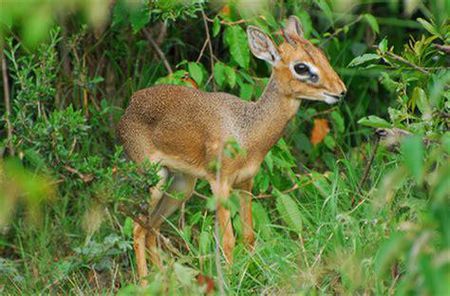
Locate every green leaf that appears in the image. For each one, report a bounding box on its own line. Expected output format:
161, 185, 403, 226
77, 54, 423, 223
212, 17, 221, 37
123, 217, 134, 238
417, 18, 440, 37
358, 115, 391, 128
330, 111, 345, 133
364, 14, 379, 34
224, 26, 250, 69
324, 135, 336, 150
348, 53, 380, 67
188, 62, 204, 85
130, 4, 150, 33
401, 135, 424, 183
252, 201, 272, 239
274, 190, 302, 233
213, 62, 226, 87
224, 65, 236, 88
214, 62, 235, 88
239, 83, 253, 100
199, 230, 211, 255
316, 0, 333, 25
378, 38, 388, 53
412, 87, 431, 118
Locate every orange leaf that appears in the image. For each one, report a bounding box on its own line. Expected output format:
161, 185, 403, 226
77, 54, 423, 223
310, 118, 330, 145
220, 5, 231, 17
181, 73, 199, 89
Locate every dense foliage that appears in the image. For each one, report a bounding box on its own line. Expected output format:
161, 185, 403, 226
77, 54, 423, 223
0, 0, 449, 294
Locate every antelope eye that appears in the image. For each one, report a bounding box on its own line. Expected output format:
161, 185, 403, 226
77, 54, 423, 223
294, 63, 309, 75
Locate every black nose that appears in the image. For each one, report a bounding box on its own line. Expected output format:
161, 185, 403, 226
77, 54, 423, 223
340, 91, 347, 97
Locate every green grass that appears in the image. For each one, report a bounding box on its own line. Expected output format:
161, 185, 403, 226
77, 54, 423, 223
2, 140, 446, 295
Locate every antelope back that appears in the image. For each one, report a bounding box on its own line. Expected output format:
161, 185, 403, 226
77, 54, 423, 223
247, 16, 346, 104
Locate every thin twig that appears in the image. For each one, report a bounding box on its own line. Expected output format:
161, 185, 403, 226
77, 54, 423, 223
1, 47, 14, 156
381, 49, 430, 75
196, 38, 209, 63
201, 10, 216, 91
352, 136, 380, 206
142, 28, 173, 75
434, 43, 450, 54
204, 15, 247, 26
321, 15, 363, 46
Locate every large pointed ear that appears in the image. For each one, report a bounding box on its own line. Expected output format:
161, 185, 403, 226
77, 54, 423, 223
283, 15, 304, 46
247, 26, 280, 65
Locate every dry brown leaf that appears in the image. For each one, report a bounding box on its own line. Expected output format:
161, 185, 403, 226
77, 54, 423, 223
196, 274, 215, 294
310, 118, 330, 145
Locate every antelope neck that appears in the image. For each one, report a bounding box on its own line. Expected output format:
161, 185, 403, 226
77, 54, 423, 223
241, 74, 301, 155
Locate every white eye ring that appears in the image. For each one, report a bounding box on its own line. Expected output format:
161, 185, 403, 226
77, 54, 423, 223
290, 61, 319, 83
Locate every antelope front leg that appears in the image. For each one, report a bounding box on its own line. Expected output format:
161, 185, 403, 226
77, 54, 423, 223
211, 182, 235, 263
235, 179, 255, 250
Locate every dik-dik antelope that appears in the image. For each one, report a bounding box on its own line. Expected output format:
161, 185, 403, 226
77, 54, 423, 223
117, 16, 346, 284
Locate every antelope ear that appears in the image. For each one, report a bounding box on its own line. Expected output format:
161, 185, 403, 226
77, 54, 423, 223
247, 26, 280, 65
284, 15, 304, 45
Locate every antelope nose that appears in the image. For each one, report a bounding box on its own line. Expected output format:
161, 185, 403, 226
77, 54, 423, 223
340, 90, 347, 98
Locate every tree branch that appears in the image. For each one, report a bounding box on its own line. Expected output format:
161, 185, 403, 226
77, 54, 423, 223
143, 28, 173, 75
201, 10, 216, 91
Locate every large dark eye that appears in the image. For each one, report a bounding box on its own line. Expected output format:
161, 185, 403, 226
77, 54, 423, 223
294, 63, 309, 75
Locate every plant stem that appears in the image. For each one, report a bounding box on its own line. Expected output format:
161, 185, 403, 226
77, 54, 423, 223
1, 48, 14, 156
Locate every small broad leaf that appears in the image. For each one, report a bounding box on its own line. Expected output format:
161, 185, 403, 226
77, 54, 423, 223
239, 83, 253, 100
252, 201, 273, 239
412, 87, 431, 119
214, 62, 235, 88
274, 190, 302, 233
212, 17, 221, 37
348, 53, 380, 67
364, 14, 379, 34
224, 26, 250, 69
324, 135, 336, 150
310, 118, 330, 145
188, 62, 204, 85
378, 38, 388, 53
224, 65, 236, 88
401, 135, 424, 183
330, 111, 345, 133
358, 116, 391, 128
213, 62, 226, 87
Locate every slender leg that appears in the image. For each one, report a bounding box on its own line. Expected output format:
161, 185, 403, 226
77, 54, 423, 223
211, 181, 235, 263
235, 179, 255, 250
133, 219, 149, 286
133, 167, 168, 285
146, 172, 197, 266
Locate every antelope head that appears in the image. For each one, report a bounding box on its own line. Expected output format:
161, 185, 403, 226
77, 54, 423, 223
247, 16, 347, 104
